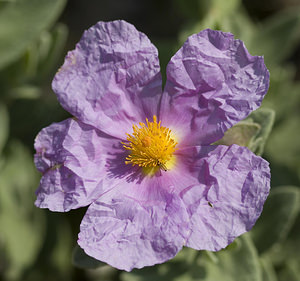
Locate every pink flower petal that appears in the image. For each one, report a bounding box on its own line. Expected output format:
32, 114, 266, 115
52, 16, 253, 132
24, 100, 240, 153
34, 118, 123, 211
78, 184, 189, 271
160, 29, 269, 146
53, 20, 162, 139
178, 144, 270, 250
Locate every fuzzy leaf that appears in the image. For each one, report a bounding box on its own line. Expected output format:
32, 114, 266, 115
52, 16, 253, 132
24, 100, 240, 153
0, 141, 45, 280
249, 7, 300, 66
179, 0, 240, 43
214, 122, 261, 148
251, 186, 300, 254
278, 260, 300, 281
265, 208, 300, 267
261, 66, 300, 121
196, 235, 262, 281
221, 8, 255, 44
214, 108, 275, 156
265, 114, 300, 170
260, 257, 278, 281
37, 23, 68, 80
0, 0, 67, 70
121, 235, 262, 281
246, 108, 275, 155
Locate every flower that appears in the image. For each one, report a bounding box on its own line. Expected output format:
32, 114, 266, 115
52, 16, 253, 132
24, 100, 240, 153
34, 20, 270, 271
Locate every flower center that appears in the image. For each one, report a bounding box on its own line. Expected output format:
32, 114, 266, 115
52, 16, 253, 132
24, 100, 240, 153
123, 115, 177, 172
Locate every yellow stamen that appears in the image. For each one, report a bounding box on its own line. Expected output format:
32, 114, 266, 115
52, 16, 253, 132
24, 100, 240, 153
122, 116, 177, 173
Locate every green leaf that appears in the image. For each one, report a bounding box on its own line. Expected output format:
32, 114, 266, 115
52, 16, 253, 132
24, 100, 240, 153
22, 212, 75, 281
249, 7, 300, 66
265, 114, 300, 170
178, 0, 240, 43
121, 260, 186, 281
0, 23, 68, 97
0, 141, 45, 280
246, 108, 275, 155
36, 23, 68, 80
122, 235, 262, 281
196, 235, 262, 281
265, 208, 300, 267
205, 0, 240, 25
0, 102, 9, 153
50, 216, 73, 275
214, 108, 275, 156
251, 186, 300, 254
260, 257, 278, 281
221, 7, 256, 44
214, 122, 261, 148
0, 0, 67, 70
278, 259, 300, 281
8, 85, 41, 99
261, 66, 300, 121
72, 244, 106, 269
269, 211, 300, 281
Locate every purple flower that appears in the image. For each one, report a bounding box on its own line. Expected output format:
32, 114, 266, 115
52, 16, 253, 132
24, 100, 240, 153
34, 20, 270, 271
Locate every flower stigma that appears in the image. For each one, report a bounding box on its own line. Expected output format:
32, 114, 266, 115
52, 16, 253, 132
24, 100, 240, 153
123, 116, 177, 174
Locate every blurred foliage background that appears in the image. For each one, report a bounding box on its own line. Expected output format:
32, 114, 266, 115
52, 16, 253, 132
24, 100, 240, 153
0, 0, 300, 280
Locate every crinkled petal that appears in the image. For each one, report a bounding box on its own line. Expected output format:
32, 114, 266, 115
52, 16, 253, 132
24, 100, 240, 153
78, 175, 190, 271
178, 144, 270, 251
34, 118, 124, 212
160, 29, 269, 146
53, 20, 162, 139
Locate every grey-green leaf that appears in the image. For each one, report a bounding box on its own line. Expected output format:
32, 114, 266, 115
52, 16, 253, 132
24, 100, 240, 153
214, 108, 275, 156
178, 0, 240, 44
122, 234, 262, 281
278, 260, 300, 281
8, 85, 41, 99
214, 122, 261, 148
265, 114, 300, 170
261, 66, 300, 121
251, 186, 300, 254
37, 23, 68, 80
0, 0, 67, 70
260, 257, 278, 281
0, 141, 45, 280
246, 108, 275, 155
195, 234, 262, 281
249, 7, 300, 66
265, 208, 300, 267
